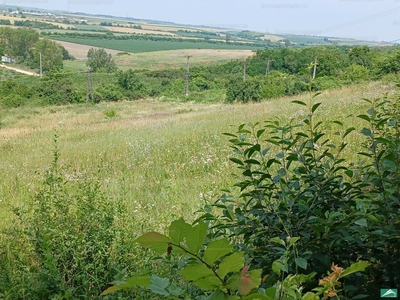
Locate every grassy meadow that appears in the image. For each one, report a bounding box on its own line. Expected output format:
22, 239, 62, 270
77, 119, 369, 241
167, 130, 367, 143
0, 80, 395, 234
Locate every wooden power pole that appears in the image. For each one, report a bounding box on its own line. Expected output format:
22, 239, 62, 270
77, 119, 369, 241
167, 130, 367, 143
184, 55, 192, 97
266, 59, 274, 75
243, 60, 247, 82
86, 70, 94, 103
39, 52, 42, 78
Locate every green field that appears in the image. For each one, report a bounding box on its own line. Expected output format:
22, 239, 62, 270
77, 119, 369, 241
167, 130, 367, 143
0, 80, 393, 230
49, 36, 266, 53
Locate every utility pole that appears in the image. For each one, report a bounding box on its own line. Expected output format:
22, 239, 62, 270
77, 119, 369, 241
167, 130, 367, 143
243, 60, 247, 82
184, 55, 192, 97
86, 70, 94, 103
312, 56, 318, 79
266, 59, 274, 75
39, 51, 42, 78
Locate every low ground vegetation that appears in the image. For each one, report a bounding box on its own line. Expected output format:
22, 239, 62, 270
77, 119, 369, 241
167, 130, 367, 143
0, 76, 399, 298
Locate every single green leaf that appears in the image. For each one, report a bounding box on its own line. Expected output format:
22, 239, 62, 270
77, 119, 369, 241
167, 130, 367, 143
196, 275, 223, 290
147, 275, 170, 296
295, 257, 308, 270
178, 263, 214, 281
354, 219, 367, 227
270, 237, 285, 246
288, 237, 300, 247
135, 232, 170, 254
101, 285, 123, 296
169, 217, 191, 245
204, 238, 233, 265
292, 100, 307, 106
167, 283, 185, 296
358, 114, 370, 122
312, 102, 322, 113
301, 292, 319, 300
343, 127, 356, 138
218, 252, 245, 278
339, 261, 370, 278
125, 275, 151, 287
230, 158, 244, 166
272, 259, 288, 275
185, 220, 207, 254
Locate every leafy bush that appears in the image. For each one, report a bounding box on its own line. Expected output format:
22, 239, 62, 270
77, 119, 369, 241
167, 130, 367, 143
3, 135, 126, 298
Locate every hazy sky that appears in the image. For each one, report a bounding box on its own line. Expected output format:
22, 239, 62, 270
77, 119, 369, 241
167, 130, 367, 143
5, 0, 400, 42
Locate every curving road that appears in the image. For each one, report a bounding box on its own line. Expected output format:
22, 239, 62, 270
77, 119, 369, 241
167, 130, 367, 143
0, 63, 39, 76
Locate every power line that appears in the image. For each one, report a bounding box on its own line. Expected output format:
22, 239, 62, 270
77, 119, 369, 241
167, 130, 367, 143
319, 6, 400, 34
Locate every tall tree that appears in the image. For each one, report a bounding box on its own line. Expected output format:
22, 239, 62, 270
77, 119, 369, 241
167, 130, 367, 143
86, 48, 117, 73
31, 39, 64, 72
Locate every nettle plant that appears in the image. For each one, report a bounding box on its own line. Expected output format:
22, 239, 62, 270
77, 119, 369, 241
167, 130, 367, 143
102, 217, 368, 299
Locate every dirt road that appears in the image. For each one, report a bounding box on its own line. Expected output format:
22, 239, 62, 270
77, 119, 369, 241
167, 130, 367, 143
0, 64, 39, 76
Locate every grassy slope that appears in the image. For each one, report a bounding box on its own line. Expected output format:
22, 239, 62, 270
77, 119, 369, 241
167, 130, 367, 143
0, 81, 396, 233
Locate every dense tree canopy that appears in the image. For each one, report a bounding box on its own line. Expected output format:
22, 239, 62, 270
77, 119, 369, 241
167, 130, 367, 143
86, 48, 117, 73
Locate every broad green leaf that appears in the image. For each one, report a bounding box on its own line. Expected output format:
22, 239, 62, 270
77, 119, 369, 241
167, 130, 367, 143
204, 238, 233, 265
126, 275, 151, 287
169, 217, 191, 245
270, 237, 285, 246
147, 275, 170, 296
185, 220, 207, 254
196, 275, 222, 290
101, 285, 123, 296
135, 232, 170, 254
178, 263, 214, 281
295, 257, 308, 270
339, 261, 370, 278
302, 292, 319, 300
247, 269, 262, 290
288, 237, 300, 247
218, 252, 245, 278
167, 283, 185, 296
354, 219, 367, 227
272, 259, 288, 275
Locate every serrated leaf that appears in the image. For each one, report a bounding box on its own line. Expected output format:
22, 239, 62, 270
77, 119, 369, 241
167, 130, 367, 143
218, 252, 245, 278
135, 232, 170, 254
204, 238, 233, 265
167, 283, 185, 296
339, 261, 370, 278
178, 263, 214, 281
169, 217, 191, 245
185, 220, 207, 254
206, 289, 228, 300
295, 257, 307, 270
196, 275, 222, 290
147, 276, 170, 296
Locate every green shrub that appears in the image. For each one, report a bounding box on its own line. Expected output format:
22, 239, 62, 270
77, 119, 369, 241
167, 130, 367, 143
4, 135, 126, 298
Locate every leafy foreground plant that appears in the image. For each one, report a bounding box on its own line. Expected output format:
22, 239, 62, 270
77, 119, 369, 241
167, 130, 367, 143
101, 217, 369, 299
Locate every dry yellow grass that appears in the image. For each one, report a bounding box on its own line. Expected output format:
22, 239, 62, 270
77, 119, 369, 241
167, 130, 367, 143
54, 40, 121, 60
